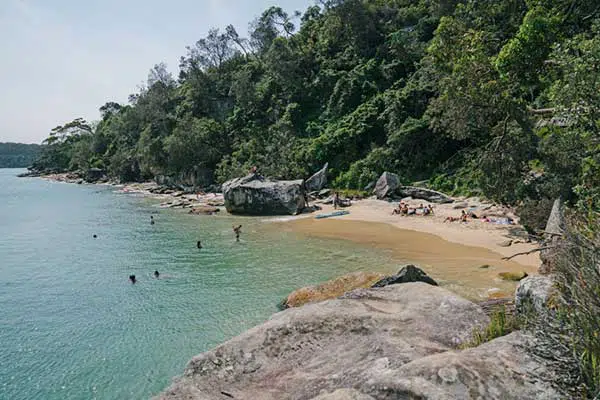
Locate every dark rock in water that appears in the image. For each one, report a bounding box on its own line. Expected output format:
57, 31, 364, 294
374, 172, 400, 199
85, 168, 106, 183
498, 271, 528, 281
222, 174, 306, 215
397, 186, 454, 204
17, 170, 41, 178
371, 265, 438, 287
305, 163, 328, 192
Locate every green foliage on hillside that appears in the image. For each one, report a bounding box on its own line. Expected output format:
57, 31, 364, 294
0, 142, 41, 168
32, 0, 600, 210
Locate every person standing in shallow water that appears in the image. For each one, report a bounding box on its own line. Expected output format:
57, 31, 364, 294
197, 241, 202, 249
129, 275, 136, 284
154, 270, 160, 279
233, 225, 242, 242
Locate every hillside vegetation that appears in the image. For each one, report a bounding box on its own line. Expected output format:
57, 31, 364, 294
32, 0, 600, 212
0, 142, 41, 168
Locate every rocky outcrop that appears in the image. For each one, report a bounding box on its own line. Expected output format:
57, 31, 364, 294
85, 168, 106, 183
305, 163, 329, 192
539, 198, 564, 275
363, 331, 562, 400
158, 283, 563, 400
371, 265, 438, 287
374, 172, 400, 199
397, 186, 454, 204
279, 271, 386, 310
515, 275, 556, 314
222, 174, 306, 215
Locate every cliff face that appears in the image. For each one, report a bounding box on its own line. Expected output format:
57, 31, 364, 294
157, 283, 562, 400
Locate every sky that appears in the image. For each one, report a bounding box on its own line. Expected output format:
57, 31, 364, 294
0, 0, 313, 144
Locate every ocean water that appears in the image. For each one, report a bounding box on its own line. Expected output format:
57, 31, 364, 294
0, 169, 397, 400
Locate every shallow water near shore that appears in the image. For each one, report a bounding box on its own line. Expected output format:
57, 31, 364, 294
0, 169, 401, 400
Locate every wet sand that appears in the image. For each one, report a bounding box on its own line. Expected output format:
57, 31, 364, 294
279, 200, 541, 300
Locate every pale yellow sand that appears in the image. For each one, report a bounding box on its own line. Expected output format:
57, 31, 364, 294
278, 199, 540, 300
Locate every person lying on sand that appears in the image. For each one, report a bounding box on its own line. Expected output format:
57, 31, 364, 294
392, 202, 404, 215
444, 216, 460, 223
460, 210, 468, 223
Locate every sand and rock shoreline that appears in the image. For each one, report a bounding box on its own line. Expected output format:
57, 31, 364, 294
26, 172, 568, 399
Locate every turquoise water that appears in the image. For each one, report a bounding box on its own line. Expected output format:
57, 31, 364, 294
0, 169, 397, 399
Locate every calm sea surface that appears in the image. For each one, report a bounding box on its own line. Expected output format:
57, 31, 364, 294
0, 169, 397, 399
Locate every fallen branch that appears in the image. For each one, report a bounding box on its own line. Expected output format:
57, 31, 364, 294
502, 246, 557, 261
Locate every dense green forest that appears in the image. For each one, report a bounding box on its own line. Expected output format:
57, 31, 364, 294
33, 0, 600, 212
0, 142, 41, 168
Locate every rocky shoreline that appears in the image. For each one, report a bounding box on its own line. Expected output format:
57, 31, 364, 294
154, 198, 569, 400
157, 276, 565, 400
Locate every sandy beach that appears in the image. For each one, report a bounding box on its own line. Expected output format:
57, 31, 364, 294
278, 198, 541, 300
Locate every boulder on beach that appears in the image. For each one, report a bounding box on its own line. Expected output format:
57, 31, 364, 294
305, 163, 328, 192
371, 264, 438, 287
222, 174, 306, 215
397, 186, 454, 204
374, 172, 400, 199
279, 271, 386, 310
157, 283, 563, 400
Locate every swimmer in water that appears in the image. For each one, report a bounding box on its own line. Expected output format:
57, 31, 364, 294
93, 234, 97, 239
233, 225, 242, 242
154, 270, 160, 279
150, 215, 155, 225
129, 275, 136, 284
197, 240, 202, 249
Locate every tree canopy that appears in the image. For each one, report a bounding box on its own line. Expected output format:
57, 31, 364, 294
32, 0, 600, 210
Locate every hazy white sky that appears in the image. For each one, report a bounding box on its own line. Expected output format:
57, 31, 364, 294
0, 0, 313, 143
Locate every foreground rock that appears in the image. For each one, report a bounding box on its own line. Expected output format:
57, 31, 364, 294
371, 265, 438, 287
158, 283, 563, 399
305, 163, 328, 192
222, 174, 306, 215
374, 172, 400, 199
159, 284, 483, 399
364, 331, 562, 400
279, 271, 385, 309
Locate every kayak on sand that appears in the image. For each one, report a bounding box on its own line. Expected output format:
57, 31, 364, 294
315, 210, 350, 219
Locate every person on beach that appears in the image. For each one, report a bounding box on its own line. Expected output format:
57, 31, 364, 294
333, 192, 340, 210
150, 215, 155, 225
129, 275, 136, 284
233, 225, 242, 242
392, 202, 403, 215
460, 210, 468, 223
428, 204, 434, 215
197, 240, 203, 249
154, 270, 160, 279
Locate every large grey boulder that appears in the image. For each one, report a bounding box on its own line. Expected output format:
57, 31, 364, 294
158, 283, 563, 400
515, 275, 556, 314
374, 172, 400, 199
371, 264, 438, 287
222, 174, 306, 215
364, 332, 563, 399
397, 186, 454, 204
305, 163, 328, 192
157, 284, 489, 400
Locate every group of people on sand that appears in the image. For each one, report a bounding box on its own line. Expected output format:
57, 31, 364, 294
392, 202, 434, 217
444, 210, 515, 225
